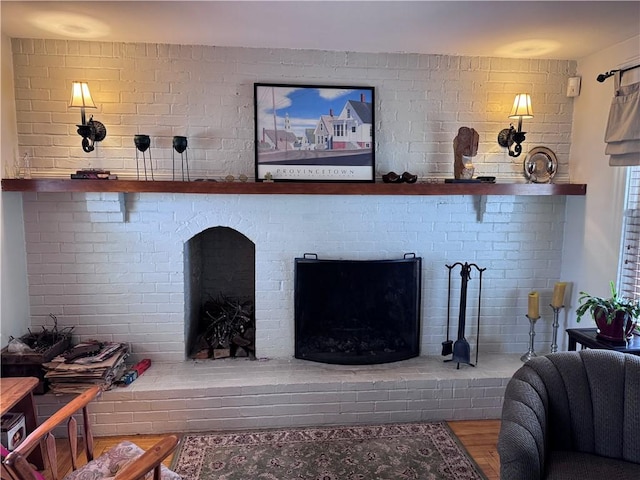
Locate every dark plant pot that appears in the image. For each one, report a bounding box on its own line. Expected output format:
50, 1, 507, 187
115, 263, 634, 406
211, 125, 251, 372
594, 308, 637, 344
173, 136, 188, 154
134, 134, 151, 153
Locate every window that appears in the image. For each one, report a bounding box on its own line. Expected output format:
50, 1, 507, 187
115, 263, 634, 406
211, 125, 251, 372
334, 124, 344, 136
618, 166, 640, 301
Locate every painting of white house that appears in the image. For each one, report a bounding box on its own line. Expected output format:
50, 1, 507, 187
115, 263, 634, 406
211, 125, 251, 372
254, 84, 375, 181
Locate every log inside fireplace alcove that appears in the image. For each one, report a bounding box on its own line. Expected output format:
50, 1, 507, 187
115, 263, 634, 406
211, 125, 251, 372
184, 227, 255, 359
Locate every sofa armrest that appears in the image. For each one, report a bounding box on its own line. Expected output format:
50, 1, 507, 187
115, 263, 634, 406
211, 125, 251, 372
498, 369, 549, 480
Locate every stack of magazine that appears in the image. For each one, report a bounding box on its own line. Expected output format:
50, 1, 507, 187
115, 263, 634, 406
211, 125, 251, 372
42, 341, 129, 394
70, 169, 117, 180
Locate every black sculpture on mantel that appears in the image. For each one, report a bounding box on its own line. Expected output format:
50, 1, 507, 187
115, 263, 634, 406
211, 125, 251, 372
443, 262, 486, 369
134, 135, 153, 181
172, 136, 190, 181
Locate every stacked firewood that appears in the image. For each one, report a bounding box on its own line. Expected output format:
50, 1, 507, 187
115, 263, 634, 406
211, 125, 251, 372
192, 295, 255, 360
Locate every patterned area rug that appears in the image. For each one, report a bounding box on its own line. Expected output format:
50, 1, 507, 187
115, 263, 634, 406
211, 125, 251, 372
171, 422, 487, 480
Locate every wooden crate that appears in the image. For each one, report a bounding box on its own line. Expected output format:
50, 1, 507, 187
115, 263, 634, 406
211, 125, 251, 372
1, 335, 71, 394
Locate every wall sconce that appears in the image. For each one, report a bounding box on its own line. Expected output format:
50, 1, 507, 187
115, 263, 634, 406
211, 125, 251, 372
69, 81, 106, 153
497, 93, 533, 158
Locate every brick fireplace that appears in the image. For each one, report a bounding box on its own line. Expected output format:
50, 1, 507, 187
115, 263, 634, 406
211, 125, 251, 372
21, 190, 565, 362
20, 190, 564, 434
0, 35, 597, 436
10, 38, 574, 367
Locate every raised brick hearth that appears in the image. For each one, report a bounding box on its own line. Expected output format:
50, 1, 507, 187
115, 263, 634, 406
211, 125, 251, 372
35, 353, 520, 436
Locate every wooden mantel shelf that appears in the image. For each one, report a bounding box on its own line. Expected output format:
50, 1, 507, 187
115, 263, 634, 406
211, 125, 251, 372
1, 178, 587, 196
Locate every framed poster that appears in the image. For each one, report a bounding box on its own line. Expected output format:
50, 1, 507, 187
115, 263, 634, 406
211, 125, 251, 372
254, 83, 375, 182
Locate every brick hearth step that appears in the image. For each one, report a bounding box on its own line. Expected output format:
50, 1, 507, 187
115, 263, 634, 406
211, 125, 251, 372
35, 353, 520, 436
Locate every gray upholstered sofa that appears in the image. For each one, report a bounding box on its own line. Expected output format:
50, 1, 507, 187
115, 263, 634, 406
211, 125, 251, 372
498, 349, 640, 480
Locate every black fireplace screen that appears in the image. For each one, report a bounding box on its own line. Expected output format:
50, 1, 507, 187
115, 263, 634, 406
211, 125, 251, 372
294, 255, 422, 365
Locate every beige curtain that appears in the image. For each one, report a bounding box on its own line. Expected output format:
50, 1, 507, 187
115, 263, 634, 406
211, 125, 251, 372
605, 71, 640, 166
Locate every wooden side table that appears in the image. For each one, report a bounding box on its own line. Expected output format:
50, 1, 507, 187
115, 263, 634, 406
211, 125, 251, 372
566, 328, 640, 356
0, 377, 44, 470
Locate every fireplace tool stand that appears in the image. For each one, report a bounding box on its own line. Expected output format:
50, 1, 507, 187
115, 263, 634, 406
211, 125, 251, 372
443, 262, 486, 369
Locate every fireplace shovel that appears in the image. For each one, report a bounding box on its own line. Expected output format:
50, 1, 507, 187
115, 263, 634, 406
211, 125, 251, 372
452, 263, 472, 368
442, 330, 453, 356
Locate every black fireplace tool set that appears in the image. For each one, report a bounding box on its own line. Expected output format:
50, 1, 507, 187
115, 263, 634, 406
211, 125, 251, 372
443, 262, 485, 369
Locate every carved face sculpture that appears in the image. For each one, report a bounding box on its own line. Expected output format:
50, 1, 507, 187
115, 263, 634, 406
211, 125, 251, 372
453, 127, 480, 179
456, 127, 479, 157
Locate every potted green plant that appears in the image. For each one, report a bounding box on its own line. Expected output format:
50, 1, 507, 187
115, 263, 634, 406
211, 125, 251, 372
576, 281, 639, 343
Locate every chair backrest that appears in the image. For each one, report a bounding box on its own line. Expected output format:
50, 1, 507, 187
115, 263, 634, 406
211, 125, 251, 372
519, 350, 640, 462
1, 445, 45, 480
110, 436, 179, 480
3, 385, 101, 480
3, 385, 180, 480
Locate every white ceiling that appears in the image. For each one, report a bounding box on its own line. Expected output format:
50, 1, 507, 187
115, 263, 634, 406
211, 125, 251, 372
1, 1, 639, 60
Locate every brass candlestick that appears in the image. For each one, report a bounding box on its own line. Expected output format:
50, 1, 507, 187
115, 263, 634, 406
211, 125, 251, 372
550, 304, 564, 353
521, 314, 540, 362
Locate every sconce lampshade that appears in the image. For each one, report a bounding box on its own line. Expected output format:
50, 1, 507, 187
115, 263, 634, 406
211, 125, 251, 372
498, 93, 533, 158
69, 82, 97, 109
68, 81, 106, 153
508, 93, 533, 119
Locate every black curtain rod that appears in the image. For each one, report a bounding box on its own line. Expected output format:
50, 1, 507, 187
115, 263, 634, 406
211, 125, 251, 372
597, 64, 640, 82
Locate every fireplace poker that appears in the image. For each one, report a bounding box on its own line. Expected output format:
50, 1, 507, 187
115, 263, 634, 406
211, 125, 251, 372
442, 267, 454, 356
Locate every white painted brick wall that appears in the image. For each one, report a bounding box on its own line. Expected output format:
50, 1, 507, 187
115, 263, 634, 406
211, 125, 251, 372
22, 191, 565, 361
9, 39, 575, 182
10, 39, 575, 362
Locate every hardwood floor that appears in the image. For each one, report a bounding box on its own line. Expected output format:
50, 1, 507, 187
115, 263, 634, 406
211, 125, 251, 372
449, 420, 501, 480
50, 420, 501, 480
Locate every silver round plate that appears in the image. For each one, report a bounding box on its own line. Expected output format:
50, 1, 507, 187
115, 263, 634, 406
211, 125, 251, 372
524, 146, 557, 183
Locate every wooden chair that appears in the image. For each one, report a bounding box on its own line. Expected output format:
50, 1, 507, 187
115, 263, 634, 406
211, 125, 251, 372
2, 385, 180, 480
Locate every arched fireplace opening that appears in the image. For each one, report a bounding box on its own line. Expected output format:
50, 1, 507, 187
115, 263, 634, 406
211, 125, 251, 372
184, 227, 255, 359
